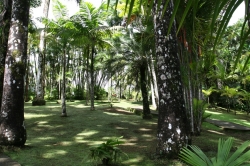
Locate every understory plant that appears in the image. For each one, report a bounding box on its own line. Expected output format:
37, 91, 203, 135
192, 98, 209, 135
89, 137, 127, 165
179, 137, 250, 166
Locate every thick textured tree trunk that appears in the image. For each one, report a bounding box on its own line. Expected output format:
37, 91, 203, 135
90, 46, 95, 110
140, 60, 151, 119
153, 0, 190, 157
0, 0, 30, 146
61, 49, 67, 117
0, 0, 12, 110
33, 0, 50, 106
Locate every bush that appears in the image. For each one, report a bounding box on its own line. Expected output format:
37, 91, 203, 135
89, 137, 127, 165
32, 99, 46, 106
73, 88, 84, 100
94, 86, 108, 100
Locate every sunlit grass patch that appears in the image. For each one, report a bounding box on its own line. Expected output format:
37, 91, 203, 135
206, 108, 250, 127
1, 100, 250, 166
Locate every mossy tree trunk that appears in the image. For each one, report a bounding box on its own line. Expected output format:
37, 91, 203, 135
0, 0, 30, 146
153, 0, 190, 157
0, 0, 12, 110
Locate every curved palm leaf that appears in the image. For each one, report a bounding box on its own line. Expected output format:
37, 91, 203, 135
180, 137, 250, 166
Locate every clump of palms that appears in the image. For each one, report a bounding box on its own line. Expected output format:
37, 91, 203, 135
221, 86, 239, 114
192, 98, 210, 136
239, 90, 250, 115
202, 87, 216, 105
179, 137, 250, 166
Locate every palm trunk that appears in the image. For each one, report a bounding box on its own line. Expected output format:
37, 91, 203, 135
85, 48, 90, 105
140, 60, 151, 119
24, 56, 30, 102
153, 0, 190, 157
148, 56, 158, 110
150, 80, 156, 108
90, 46, 95, 110
33, 0, 50, 106
61, 48, 67, 117
150, 54, 159, 110
109, 74, 113, 105
0, 0, 30, 146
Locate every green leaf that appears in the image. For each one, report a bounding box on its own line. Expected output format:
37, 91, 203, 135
226, 140, 250, 166
179, 145, 212, 166
167, 0, 180, 35
176, 0, 193, 34
216, 137, 234, 164
127, 0, 135, 26
213, 0, 243, 50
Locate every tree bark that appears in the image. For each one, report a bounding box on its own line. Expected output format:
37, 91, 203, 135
85, 48, 90, 105
0, 0, 30, 146
0, 0, 12, 110
61, 48, 67, 117
90, 46, 95, 110
151, 59, 159, 109
140, 60, 151, 119
153, 0, 190, 157
33, 0, 50, 106
24, 56, 30, 102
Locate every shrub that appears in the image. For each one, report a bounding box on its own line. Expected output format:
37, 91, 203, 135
94, 86, 108, 100
89, 137, 127, 165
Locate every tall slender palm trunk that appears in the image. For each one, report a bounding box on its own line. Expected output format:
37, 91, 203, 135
61, 48, 67, 117
33, 0, 50, 106
90, 46, 95, 110
0, 0, 30, 146
140, 60, 151, 119
148, 54, 159, 110
153, 0, 190, 157
85, 48, 90, 105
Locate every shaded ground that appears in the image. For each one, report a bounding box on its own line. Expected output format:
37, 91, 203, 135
206, 118, 250, 131
1, 102, 250, 165
0, 154, 20, 166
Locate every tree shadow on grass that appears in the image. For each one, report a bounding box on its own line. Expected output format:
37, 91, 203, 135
4, 101, 250, 166
3, 101, 168, 166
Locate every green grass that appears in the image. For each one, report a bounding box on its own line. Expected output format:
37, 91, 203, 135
1, 100, 250, 166
1, 100, 181, 166
206, 108, 250, 127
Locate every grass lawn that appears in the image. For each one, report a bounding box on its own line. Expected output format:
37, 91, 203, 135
0, 100, 250, 165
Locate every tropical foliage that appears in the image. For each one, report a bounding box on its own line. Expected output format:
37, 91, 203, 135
1, 0, 250, 161
179, 137, 250, 166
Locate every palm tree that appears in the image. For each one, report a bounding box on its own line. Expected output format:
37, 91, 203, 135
152, 0, 190, 156
108, 0, 248, 156
32, 0, 51, 106
72, 1, 113, 110
43, 0, 77, 116
0, 0, 30, 146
